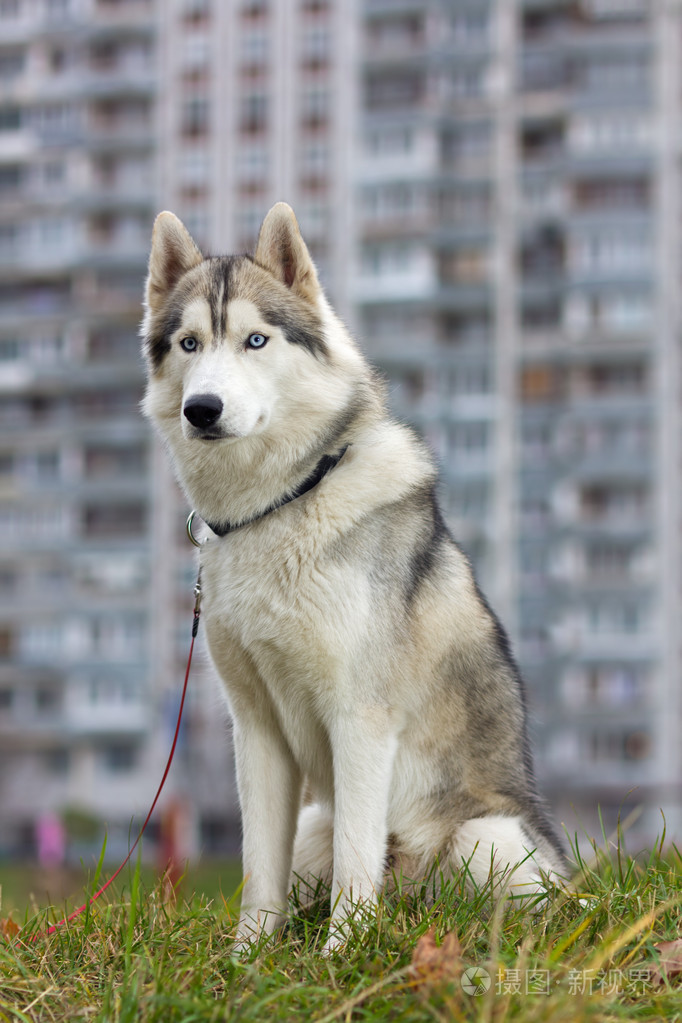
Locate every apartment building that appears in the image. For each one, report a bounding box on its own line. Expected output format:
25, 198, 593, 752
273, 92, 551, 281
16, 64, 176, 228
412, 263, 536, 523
1, 0, 679, 859
0, 0, 161, 856
355, 0, 682, 844
0, 0, 361, 859
516, 0, 681, 842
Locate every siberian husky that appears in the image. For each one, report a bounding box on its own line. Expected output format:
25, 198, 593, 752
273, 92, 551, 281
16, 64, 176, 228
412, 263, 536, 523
141, 203, 566, 948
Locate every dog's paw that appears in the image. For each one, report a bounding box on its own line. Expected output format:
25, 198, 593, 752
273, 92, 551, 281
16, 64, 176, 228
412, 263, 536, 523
231, 933, 257, 956
232, 910, 285, 955
504, 867, 568, 913
320, 928, 349, 957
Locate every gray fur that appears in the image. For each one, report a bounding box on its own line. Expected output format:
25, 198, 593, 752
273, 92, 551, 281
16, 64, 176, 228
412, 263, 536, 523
141, 203, 566, 949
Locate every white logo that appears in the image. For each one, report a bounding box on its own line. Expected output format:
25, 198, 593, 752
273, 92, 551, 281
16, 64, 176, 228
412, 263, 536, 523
461, 966, 492, 996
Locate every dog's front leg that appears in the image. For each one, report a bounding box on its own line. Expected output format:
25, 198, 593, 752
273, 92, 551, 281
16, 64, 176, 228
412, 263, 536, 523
327, 708, 398, 950
233, 716, 302, 947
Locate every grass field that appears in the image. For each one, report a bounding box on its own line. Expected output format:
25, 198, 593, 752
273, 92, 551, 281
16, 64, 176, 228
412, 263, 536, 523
0, 858, 243, 920
1, 832, 682, 1022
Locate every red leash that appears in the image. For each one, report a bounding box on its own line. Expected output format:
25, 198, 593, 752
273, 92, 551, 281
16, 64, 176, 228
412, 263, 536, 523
21, 575, 203, 942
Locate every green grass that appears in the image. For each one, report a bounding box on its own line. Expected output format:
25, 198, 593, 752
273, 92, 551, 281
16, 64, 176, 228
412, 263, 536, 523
1, 833, 682, 1022
0, 858, 242, 919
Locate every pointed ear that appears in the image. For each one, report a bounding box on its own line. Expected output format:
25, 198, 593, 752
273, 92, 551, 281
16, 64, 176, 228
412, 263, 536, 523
254, 202, 320, 304
145, 211, 203, 315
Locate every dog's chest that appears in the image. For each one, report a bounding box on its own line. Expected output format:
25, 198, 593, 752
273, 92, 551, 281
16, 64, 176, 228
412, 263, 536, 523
201, 527, 368, 702
202, 525, 346, 640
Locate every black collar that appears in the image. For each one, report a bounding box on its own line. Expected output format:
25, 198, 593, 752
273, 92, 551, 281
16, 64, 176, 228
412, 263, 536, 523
205, 446, 349, 537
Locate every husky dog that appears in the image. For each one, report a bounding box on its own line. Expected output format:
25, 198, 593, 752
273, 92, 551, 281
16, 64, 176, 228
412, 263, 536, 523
142, 203, 566, 948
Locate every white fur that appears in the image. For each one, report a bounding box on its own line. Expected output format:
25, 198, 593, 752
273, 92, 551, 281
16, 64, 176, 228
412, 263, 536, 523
143, 205, 566, 950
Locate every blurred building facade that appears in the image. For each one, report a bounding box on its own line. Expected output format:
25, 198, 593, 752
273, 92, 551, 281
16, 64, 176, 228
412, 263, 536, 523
356, 0, 682, 844
0, 0, 163, 856
0, 0, 680, 857
0, 0, 361, 857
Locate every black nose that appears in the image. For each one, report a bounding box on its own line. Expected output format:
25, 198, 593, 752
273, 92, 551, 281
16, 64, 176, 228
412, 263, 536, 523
183, 394, 224, 429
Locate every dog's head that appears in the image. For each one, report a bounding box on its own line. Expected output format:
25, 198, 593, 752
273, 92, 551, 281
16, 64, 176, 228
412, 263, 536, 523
141, 203, 361, 448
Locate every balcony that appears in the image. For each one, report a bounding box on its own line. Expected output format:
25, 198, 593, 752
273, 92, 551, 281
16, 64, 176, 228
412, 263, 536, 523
81, 66, 155, 99
89, 0, 155, 33
520, 48, 573, 95
567, 450, 652, 485
84, 118, 154, 152
0, 238, 148, 278
67, 702, 149, 736
77, 181, 155, 212
550, 624, 658, 663
0, 702, 149, 741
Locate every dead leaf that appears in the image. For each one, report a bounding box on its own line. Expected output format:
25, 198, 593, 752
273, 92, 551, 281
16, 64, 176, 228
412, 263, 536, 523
0, 918, 20, 941
409, 927, 463, 990
651, 938, 682, 986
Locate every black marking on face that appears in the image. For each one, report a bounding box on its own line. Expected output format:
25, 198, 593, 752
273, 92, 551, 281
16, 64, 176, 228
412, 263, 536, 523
208, 257, 239, 341
144, 250, 329, 371
144, 257, 235, 372
258, 300, 330, 360
145, 301, 184, 371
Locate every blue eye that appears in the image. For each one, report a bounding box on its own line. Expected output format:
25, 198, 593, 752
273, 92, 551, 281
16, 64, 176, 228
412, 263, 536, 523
180, 336, 198, 352
246, 333, 268, 350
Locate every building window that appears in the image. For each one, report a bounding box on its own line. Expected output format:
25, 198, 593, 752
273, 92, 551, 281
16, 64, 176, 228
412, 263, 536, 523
242, 27, 268, 65
87, 328, 137, 362
0, 106, 21, 131
0, 338, 20, 361
240, 92, 268, 133
83, 503, 146, 538
182, 0, 211, 25
451, 10, 489, 42
235, 205, 264, 247
236, 144, 268, 184
587, 729, 651, 764
183, 32, 210, 68
182, 210, 209, 249
570, 231, 652, 274
300, 25, 330, 68
181, 96, 210, 138
100, 744, 137, 773
449, 422, 489, 456
43, 748, 69, 774
300, 85, 328, 128
0, 1, 21, 18
46, 0, 71, 18
366, 72, 423, 110
573, 177, 649, 212
580, 55, 649, 93
35, 686, 61, 713
368, 13, 422, 49
439, 249, 488, 285
365, 125, 415, 157
299, 141, 328, 181
521, 365, 561, 402
0, 48, 25, 79
178, 147, 210, 186
297, 202, 327, 241
240, 0, 267, 16
569, 112, 652, 152
583, 362, 646, 395
448, 67, 485, 100
448, 486, 487, 521
0, 164, 22, 193
84, 443, 145, 477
